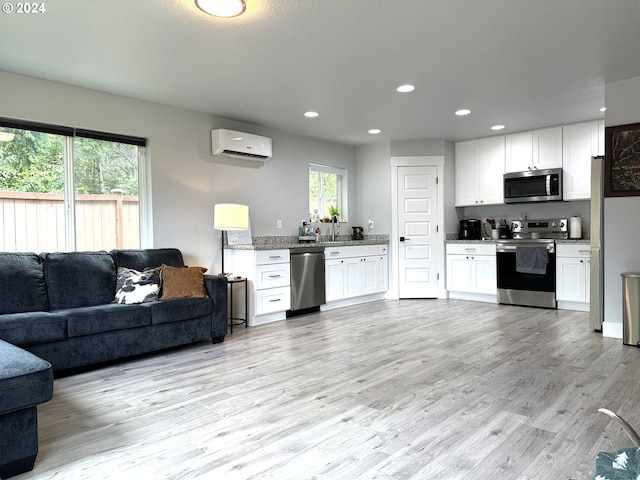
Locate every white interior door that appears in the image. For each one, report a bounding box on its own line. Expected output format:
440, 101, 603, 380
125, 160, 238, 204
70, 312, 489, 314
397, 166, 438, 298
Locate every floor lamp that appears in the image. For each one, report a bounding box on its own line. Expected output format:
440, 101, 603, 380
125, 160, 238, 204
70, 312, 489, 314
214, 203, 249, 276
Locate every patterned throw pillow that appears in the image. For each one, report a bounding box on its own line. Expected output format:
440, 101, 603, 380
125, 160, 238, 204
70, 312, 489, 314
114, 267, 161, 304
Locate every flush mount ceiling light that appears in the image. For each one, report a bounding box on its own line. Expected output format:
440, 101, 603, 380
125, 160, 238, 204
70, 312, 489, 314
396, 84, 415, 93
600, 107, 607, 112
368, 129, 381, 135
195, 0, 246, 17
491, 125, 505, 131
455, 109, 471, 116
304, 111, 319, 118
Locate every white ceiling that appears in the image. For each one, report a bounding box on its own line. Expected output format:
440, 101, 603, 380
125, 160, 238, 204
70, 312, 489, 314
1, 0, 639, 146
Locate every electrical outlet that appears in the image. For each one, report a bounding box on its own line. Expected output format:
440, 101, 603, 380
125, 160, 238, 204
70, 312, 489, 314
368, 219, 374, 229
277, 219, 282, 229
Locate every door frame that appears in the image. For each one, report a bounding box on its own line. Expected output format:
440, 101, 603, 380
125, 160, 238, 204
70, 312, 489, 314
390, 156, 447, 300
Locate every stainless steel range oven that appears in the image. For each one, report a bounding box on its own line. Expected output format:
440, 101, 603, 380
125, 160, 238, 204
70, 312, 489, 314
496, 218, 567, 309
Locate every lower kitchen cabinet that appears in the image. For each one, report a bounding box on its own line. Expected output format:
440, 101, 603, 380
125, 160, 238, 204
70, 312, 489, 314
323, 244, 388, 308
556, 244, 590, 311
228, 248, 291, 325
446, 243, 497, 302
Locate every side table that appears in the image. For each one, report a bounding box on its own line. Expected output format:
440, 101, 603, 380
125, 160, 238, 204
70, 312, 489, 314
227, 276, 248, 333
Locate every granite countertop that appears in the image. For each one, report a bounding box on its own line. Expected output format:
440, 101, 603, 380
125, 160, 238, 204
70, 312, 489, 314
226, 234, 389, 251
446, 238, 590, 244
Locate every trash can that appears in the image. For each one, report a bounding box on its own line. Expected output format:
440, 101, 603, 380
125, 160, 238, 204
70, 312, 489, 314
622, 272, 640, 346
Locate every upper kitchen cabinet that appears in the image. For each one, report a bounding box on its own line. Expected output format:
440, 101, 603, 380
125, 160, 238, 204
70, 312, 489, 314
563, 121, 601, 200
455, 136, 505, 207
505, 127, 562, 172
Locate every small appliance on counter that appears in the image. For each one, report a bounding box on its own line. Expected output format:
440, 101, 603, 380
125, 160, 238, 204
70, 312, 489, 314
352, 226, 364, 240
459, 219, 481, 240
498, 220, 512, 239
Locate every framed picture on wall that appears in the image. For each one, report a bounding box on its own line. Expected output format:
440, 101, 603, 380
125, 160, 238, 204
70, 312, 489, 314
605, 122, 640, 197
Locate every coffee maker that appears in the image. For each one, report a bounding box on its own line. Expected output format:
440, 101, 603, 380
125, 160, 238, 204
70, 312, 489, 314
459, 219, 481, 240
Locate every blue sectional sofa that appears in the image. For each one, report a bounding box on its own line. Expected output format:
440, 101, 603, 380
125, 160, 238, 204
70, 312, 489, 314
0, 248, 228, 477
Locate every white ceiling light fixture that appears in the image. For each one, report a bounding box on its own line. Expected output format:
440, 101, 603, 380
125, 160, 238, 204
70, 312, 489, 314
304, 111, 319, 118
600, 107, 607, 112
195, 0, 246, 18
396, 84, 415, 93
455, 109, 471, 116
368, 129, 381, 134
491, 125, 505, 131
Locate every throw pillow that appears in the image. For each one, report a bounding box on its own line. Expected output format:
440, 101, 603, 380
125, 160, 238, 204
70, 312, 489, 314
160, 264, 208, 300
115, 267, 161, 304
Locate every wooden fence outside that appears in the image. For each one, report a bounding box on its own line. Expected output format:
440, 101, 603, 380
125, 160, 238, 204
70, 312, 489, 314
0, 190, 139, 252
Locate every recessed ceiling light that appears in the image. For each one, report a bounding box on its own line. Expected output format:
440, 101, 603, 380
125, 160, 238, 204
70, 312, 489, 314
304, 111, 319, 118
491, 125, 505, 131
396, 84, 415, 93
195, 0, 246, 17
368, 129, 381, 135
600, 107, 607, 112
455, 109, 471, 116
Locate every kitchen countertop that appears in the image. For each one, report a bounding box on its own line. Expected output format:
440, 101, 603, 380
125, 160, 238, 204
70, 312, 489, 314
446, 238, 590, 244
226, 234, 389, 251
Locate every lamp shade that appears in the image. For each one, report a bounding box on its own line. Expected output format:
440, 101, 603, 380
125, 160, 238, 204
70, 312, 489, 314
214, 203, 249, 231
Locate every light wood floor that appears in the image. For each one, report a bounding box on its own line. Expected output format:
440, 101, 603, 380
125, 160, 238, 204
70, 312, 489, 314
19, 299, 640, 479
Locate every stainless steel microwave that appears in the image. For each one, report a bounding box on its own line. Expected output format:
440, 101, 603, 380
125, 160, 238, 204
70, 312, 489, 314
503, 168, 563, 203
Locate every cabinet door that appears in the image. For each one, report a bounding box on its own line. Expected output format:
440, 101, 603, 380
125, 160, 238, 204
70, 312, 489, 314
361, 256, 379, 296
377, 255, 388, 292
446, 254, 472, 292
556, 257, 586, 302
325, 258, 344, 302
533, 127, 563, 170
478, 136, 505, 205
343, 257, 362, 298
455, 140, 479, 206
473, 255, 497, 295
563, 122, 599, 200
505, 132, 533, 172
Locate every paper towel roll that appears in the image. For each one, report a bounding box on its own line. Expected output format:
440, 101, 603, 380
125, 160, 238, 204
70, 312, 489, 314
569, 216, 582, 239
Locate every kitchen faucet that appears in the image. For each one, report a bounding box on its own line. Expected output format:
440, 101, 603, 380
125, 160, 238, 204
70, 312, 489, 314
331, 215, 340, 241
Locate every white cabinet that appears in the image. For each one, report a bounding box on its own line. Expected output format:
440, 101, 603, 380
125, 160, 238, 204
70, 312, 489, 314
556, 244, 590, 311
455, 136, 505, 206
505, 127, 562, 172
446, 243, 497, 301
562, 121, 600, 200
324, 244, 388, 305
229, 248, 291, 325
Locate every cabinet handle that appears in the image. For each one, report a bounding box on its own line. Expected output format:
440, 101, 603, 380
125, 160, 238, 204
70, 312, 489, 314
578, 250, 590, 254
268, 274, 282, 278
464, 248, 476, 252
269, 299, 281, 303
268, 255, 282, 259
330, 252, 340, 256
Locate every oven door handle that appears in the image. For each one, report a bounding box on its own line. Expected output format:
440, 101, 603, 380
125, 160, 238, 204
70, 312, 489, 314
496, 244, 555, 253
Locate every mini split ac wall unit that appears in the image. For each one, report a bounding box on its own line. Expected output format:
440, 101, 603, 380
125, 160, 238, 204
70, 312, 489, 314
211, 129, 272, 163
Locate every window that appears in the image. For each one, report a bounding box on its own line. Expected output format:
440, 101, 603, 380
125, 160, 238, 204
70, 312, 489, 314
0, 118, 147, 252
309, 163, 347, 222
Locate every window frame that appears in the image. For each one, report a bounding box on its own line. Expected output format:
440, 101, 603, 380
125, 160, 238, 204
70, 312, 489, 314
0, 117, 149, 251
309, 163, 348, 222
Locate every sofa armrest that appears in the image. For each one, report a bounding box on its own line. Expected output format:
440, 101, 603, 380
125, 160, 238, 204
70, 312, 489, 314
204, 274, 228, 339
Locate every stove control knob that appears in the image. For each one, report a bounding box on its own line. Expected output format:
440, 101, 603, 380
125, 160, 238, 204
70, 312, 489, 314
552, 221, 557, 227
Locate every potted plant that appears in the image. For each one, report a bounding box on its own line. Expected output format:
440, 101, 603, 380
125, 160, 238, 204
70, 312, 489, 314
329, 205, 339, 220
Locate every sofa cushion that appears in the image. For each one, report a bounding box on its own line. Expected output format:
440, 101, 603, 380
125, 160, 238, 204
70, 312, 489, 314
111, 248, 185, 271
0, 253, 48, 315
144, 297, 213, 325
115, 267, 161, 304
160, 265, 208, 300
0, 340, 53, 414
0, 312, 67, 346
42, 251, 116, 310
57, 304, 151, 337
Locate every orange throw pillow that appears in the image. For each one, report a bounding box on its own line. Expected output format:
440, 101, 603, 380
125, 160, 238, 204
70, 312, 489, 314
160, 264, 208, 300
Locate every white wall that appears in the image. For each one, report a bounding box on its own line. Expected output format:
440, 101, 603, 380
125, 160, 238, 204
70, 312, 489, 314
354, 141, 391, 233
0, 70, 354, 272
602, 75, 640, 338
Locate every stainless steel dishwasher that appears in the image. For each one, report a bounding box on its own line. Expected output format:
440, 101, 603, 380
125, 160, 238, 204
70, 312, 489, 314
288, 246, 326, 314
